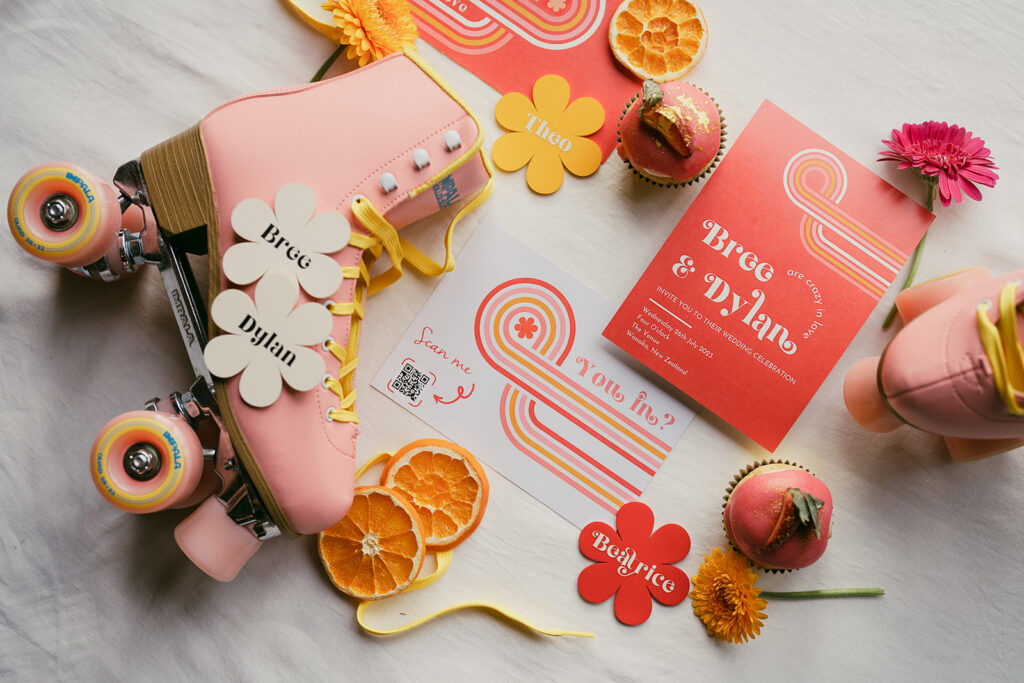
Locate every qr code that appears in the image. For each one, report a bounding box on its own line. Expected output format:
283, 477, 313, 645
391, 362, 430, 401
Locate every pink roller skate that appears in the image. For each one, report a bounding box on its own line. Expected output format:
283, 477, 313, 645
844, 267, 1024, 461
7, 50, 492, 580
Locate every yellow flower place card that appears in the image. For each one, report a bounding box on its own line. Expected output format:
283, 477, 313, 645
492, 74, 605, 195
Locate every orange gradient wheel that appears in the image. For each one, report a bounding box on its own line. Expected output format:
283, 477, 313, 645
8, 162, 121, 267
318, 486, 426, 600
609, 0, 708, 82
89, 410, 204, 513
380, 439, 489, 550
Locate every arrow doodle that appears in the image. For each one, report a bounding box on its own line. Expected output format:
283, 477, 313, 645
434, 384, 476, 405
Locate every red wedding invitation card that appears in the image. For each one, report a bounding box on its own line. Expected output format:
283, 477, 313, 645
603, 101, 934, 451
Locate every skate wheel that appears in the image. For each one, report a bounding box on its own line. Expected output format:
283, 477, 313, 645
90, 410, 204, 513
945, 435, 1024, 462
843, 356, 903, 433
895, 267, 992, 323
174, 497, 262, 582
7, 162, 121, 267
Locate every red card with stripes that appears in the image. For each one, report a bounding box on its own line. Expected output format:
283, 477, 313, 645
603, 101, 934, 451
409, 0, 639, 161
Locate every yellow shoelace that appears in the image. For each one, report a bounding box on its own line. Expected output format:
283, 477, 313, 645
976, 279, 1024, 415
322, 184, 492, 424
349, 452, 594, 638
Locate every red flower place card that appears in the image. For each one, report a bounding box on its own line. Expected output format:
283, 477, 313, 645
578, 501, 690, 625
603, 101, 934, 451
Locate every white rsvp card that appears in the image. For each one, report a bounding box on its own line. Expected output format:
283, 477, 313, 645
371, 222, 694, 527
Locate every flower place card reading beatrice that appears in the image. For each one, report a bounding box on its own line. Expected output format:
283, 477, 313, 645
371, 222, 694, 528
604, 101, 934, 451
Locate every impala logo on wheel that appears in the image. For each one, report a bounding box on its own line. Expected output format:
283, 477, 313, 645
163, 430, 182, 470
64, 171, 95, 203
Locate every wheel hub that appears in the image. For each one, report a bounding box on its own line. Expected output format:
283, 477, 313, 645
40, 194, 79, 231
124, 443, 162, 481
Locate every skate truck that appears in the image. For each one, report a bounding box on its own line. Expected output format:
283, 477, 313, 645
6, 50, 492, 580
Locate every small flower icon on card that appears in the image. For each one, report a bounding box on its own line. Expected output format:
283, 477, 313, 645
204, 272, 332, 407
514, 316, 538, 339
223, 183, 350, 299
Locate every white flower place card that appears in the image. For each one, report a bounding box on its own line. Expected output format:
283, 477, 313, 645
205, 272, 332, 407
223, 182, 350, 299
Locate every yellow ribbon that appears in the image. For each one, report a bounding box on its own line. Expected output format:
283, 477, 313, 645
282, 0, 337, 38
350, 451, 595, 638
353, 173, 494, 297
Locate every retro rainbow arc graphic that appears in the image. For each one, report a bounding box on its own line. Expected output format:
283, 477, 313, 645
784, 148, 909, 299
410, 0, 606, 55
475, 278, 671, 515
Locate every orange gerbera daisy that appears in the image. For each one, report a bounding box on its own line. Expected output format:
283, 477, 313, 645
690, 548, 767, 644
322, 0, 418, 66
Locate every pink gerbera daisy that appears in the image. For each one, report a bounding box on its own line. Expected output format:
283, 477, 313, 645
879, 121, 999, 207
877, 121, 999, 329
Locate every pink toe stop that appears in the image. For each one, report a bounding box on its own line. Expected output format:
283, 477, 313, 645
174, 497, 263, 582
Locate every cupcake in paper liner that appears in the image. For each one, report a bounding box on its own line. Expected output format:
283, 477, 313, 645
722, 460, 833, 572
616, 79, 726, 187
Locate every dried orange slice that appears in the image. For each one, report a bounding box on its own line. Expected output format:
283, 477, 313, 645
609, 0, 708, 82
380, 439, 489, 550
318, 485, 426, 600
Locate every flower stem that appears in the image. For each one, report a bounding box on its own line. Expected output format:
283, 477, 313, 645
760, 587, 885, 599
881, 178, 938, 330
311, 43, 346, 83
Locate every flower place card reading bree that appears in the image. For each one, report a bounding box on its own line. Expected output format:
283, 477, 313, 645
604, 101, 934, 451
371, 223, 695, 528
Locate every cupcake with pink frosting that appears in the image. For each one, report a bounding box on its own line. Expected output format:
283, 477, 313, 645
616, 79, 725, 186
722, 461, 833, 571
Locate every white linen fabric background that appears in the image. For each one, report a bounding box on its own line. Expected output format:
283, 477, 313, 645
1, 1, 1022, 680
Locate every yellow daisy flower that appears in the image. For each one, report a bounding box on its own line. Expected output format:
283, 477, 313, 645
690, 548, 768, 644
492, 74, 605, 195
322, 0, 418, 67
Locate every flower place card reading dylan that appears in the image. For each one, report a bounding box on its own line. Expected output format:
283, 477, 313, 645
604, 101, 934, 451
